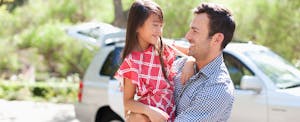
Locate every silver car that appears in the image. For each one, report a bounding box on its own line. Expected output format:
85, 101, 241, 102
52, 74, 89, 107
66, 22, 300, 122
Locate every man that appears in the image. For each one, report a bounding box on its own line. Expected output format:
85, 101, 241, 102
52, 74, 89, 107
128, 2, 235, 122
172, 2, 235, 121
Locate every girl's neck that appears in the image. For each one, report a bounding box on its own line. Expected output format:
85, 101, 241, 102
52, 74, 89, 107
136, 39, 150, 51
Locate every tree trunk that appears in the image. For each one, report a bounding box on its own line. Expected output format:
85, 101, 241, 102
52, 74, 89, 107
6, 0, 28, 12
112, 0, 127, 28
75, 0, 86, 22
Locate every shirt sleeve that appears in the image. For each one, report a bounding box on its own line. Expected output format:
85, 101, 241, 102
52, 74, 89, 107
174, 80, 234, 122
172, 57, 187, 74
114, 57, 139, 87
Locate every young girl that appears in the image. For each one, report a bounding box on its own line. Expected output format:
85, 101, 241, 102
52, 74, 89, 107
115, 0, 193, 121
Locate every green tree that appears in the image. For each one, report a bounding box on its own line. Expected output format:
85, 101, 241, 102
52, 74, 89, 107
231, 0, 300, 61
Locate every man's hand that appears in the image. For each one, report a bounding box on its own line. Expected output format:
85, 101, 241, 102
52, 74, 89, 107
126, 112, 150, 122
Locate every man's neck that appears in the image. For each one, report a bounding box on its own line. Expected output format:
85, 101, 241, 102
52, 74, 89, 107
196, 52, 221, 70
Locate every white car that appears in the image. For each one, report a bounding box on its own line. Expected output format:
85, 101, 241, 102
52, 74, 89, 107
66, 22, 300, 122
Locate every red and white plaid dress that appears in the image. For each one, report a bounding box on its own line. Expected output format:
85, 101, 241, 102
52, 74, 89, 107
115, 45, 176, 121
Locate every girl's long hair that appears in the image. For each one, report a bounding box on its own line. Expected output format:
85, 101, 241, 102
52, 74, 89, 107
121, 0, 170, 84
121, 0, 163, 61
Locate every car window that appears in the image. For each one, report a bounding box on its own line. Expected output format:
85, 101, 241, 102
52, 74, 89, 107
244, 49, 300, 89
100, 47, 123, 79
224, 53, 254, 89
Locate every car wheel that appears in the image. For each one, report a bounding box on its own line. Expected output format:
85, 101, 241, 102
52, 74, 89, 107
95, 106, 124, 122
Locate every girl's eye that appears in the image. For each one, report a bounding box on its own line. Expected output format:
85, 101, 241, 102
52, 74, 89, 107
153, 24, 159, 27
153, 22, 163, 27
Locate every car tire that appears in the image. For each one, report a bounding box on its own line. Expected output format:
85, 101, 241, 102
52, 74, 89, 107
95, 106, 124, 122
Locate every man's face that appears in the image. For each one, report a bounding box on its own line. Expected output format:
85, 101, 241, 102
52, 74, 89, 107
185, 13, 212, 61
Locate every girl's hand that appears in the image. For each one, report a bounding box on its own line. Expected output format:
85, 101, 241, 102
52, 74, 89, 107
146, 106, 169, 122
181, 56, 195, 85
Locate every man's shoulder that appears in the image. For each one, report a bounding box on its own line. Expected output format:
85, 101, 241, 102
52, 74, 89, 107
216, 63, 232, 83
206, 64, 234, 97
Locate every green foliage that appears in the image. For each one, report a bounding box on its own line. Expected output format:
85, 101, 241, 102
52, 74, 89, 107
228, 0, 300, 61
47, 0, 78, 23
0, 0, 299, 81
13, 21, 95, 78
77, 0, 115, 23
0, 75, 79, 103
0, 39, 20, 74
156, 0, 198, 38
0, 0, 111, 79
158, 0, 300, 61
3, 0, 27, 12
0, 9, 21, 36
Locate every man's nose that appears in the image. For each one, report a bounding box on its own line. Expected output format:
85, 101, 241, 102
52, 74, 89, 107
185, 31, 191, 42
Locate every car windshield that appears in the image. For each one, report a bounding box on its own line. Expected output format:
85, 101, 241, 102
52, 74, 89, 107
244, 49, 300, 89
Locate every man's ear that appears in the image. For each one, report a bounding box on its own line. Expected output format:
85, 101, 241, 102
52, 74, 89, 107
212, 33, 224, 45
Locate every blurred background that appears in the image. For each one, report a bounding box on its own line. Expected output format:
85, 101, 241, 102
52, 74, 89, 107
0, 0, 299, 121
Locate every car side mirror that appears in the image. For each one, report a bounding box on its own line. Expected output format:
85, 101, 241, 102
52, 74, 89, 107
240, 75, 262, 93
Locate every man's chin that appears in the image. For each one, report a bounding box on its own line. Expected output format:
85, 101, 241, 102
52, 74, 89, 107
188, 51, 193, 56
187, 51, 191, 56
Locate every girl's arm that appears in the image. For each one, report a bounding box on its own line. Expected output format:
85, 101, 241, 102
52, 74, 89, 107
123, 78, 169, 122
172, 43, 189, 56
162, 40, 196, 84
180, 56, 196, 85
163, 39, 189, 57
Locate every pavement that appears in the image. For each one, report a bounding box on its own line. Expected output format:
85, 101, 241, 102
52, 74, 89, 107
0, 99, 79, 122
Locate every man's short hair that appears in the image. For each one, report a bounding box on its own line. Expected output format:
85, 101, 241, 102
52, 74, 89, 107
194, 3, 236, 49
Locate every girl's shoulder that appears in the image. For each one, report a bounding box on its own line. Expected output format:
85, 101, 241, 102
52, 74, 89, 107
126, 52, 142, 61
119, 54, 138, 71
121, 52, 145, 67
163, 44, 176, 58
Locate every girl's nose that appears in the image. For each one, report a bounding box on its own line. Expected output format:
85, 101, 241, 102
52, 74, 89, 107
155, 27, 162, 36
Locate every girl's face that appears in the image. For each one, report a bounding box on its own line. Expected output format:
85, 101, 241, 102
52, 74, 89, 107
137, 13, 163, 49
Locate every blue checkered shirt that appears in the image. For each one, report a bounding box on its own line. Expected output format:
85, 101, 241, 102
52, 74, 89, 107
173, 54, 234, 122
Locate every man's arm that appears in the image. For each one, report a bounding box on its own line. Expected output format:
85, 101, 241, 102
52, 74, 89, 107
174, 81, 234, 122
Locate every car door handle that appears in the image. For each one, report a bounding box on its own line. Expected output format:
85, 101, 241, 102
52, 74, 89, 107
271, 108, 286, 112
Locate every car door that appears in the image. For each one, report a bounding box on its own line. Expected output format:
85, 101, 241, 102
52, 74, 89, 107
100, 46, 125, 118
224, 53, 268, 122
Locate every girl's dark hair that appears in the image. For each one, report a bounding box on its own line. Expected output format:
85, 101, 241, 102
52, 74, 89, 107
122, 0, 170, 84
121, 0, 163, 61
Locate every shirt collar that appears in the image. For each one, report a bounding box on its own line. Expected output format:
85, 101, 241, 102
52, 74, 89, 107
195, 54, 223, 78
